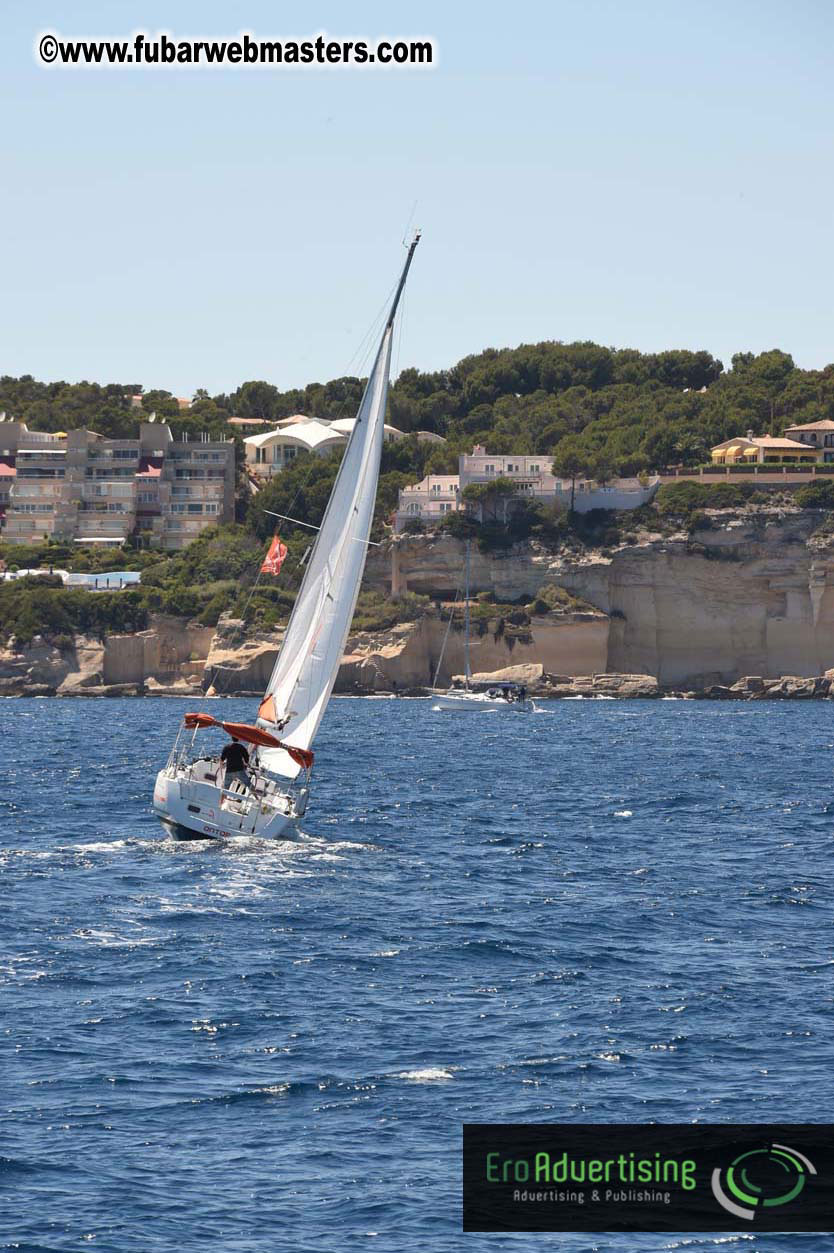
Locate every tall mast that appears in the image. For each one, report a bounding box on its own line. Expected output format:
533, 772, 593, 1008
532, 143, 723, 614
464, 538, 472, 688
386, 231, 421, 330
254, 234, 420, 775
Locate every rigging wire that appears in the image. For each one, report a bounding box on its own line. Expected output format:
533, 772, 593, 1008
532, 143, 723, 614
401, 200, 419, 250
209, 305, 392, 697
210, 246, 413, 699
394, 283, 407, 387
341, 280, 397, 382
428, 581, 460, 691
204, 561, 268, 695
260, 257, 404, 566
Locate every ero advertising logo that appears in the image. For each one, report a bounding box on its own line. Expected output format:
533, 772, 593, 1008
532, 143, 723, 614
463, 1124, 834, 1233
711, 1142, 817, 1221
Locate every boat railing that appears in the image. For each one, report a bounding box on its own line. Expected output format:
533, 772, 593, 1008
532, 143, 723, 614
169, 747, 291, 808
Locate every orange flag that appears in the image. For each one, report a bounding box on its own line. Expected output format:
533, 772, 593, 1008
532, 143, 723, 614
261, 535, 288, 576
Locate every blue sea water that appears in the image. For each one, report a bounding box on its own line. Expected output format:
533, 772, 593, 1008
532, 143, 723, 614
1, 695, 833, 1253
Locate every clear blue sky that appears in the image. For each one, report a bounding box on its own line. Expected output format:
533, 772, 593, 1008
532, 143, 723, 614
3, 0, 834, 396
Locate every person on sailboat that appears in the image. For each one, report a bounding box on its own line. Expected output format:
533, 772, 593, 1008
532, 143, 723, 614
220, 736, 251, 792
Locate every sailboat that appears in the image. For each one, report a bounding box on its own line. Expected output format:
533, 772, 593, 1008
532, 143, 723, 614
431, 540, 534, 712
152, 233, 421, 840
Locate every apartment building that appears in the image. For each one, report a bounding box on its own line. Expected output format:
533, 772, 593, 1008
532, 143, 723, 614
0, 421, 235, 550
1, 426, 67, 542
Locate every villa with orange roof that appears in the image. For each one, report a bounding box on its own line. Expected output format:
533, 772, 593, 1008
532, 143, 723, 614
710, 429, 821, 466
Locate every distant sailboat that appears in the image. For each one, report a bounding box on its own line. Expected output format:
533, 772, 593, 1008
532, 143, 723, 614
432, 540, 534, 712
152, 233, 421, 839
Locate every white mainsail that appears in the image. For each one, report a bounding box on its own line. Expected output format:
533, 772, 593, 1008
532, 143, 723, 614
256, 236, 419, 778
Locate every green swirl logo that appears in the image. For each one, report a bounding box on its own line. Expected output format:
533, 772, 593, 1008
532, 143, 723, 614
711, 1144, 817, 1221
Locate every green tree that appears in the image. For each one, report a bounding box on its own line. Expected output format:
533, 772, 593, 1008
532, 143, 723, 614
461, 477, 518, 523
246, 451, 343, 541
552, 437, 590, 512
232, 380, 281, 422
589, 449, 617, 486
141, 390, 179, 418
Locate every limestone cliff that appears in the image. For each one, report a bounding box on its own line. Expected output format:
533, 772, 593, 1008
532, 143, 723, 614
337, 610, 607, 692
0, 615, 213, 697
371, 514, 834, 687
4, 511, 834, 696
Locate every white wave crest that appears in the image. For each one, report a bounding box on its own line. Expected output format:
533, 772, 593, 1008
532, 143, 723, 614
393, 1067, 454, 1082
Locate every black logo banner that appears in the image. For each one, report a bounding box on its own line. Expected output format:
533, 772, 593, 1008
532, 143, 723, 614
463, 1124, 834, 1232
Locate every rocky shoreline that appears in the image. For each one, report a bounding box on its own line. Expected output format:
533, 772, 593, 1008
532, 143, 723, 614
4, 670, 834, 701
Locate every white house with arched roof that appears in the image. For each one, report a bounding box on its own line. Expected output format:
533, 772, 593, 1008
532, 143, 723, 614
245, 416, 408, 478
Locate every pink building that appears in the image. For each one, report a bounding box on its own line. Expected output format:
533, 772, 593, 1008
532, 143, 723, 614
395, 475, 460, 529
459, 445, 558, 495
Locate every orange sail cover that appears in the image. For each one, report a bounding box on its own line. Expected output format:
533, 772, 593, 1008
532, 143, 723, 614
258, 693, 277, 724
183, 713, 314, 770
261, 536, 288, 576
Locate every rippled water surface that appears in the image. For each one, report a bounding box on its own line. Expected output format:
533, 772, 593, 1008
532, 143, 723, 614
2, 697, 833, 1252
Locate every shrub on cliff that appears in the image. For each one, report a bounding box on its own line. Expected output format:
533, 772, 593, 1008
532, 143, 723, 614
231, 583, 296, 627
474, 522, 516, 552
657, 481, 708, 515
531, 501, 569, 545
437, 498, 549, 553
350, 591, 429, 633
707, 481, 759, 508
795, 481, 834, 509
0, 579, 148, 645
686, 511, 713, 533
526, 583, 598, 616
198, 590, 233, 627
0, 540, 156, 575
140, 524, 268, 590
656, 480, 758, 517
437, 511, 479, 541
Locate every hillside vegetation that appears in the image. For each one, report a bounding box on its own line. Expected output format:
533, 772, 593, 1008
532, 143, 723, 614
4, 342, 834, 642
4, 342, 832, 477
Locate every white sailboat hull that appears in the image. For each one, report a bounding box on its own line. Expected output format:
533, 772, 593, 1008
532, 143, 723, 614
430, 537, 534, 716
432, 692, 534, 712
152, 766, 300, 841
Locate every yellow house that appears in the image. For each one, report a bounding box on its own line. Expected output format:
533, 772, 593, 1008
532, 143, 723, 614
711, 429, 821, 466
